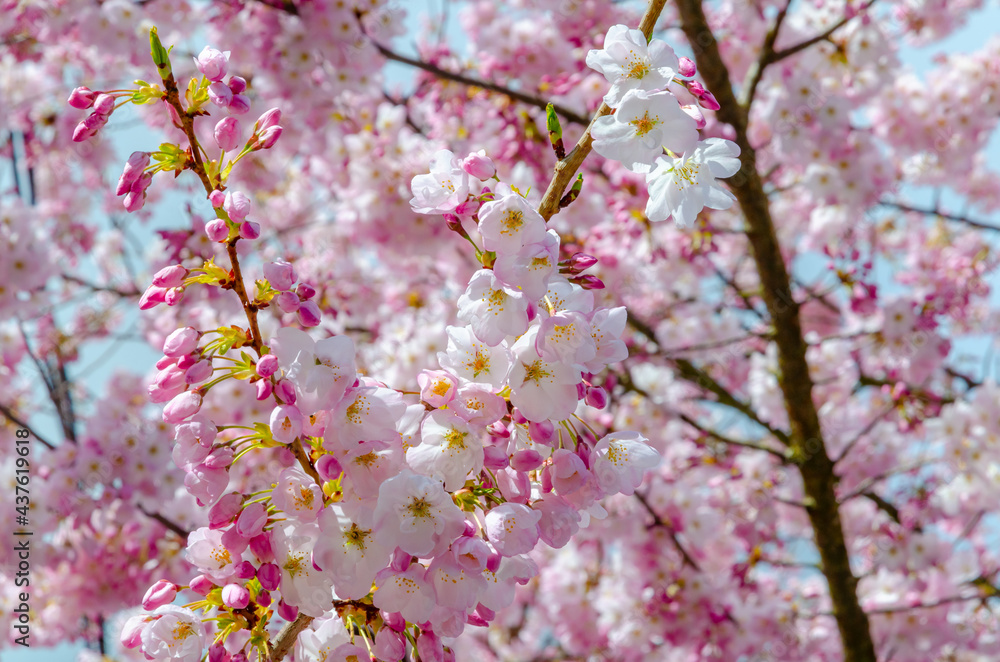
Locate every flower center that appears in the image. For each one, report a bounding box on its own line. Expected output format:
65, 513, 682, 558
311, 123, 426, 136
501, 210, 524, 234
467, 349, 490, 377
627, 58, 650, 80
283, 551, 308, 578
630, 111, 659, 137
523, 359, 551, 384
344, 523, 370, 550
407, 497, 434, 519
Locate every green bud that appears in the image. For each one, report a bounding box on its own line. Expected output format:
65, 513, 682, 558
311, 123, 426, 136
149, 27, 173, 80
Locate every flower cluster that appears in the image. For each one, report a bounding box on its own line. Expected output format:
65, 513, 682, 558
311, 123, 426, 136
587, 24, 742, 225
96, 28, 663, 662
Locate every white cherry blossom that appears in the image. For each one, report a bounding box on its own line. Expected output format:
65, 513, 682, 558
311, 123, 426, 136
586, 24, 680, 107
645, 138, 741, 226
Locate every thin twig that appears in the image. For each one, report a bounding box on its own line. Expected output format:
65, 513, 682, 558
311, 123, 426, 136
0, 402, 56, 450
634, 490, 701, 570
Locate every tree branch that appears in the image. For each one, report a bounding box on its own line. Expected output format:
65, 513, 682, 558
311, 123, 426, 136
674, 1, 876, 659
369, 41, 590, 127
0, 402, 56, 450
880, 200, 1000, 232
269, 613, 314, 662
634, 490, 701, 570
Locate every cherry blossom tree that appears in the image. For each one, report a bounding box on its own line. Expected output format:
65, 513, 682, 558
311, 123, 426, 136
2, 0, 1000, 661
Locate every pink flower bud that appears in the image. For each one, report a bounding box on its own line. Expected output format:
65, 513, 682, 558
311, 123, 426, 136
208, 643, 230, 662
678, 56, 697, 78
227, 76, 247, 94
207, 493, 241, 529
316, 454, 342, 481
209, 190, 225, 207
257, 590, 272, 607
163, 390, 202, 423
585, 386, 608, 409
563, 252, 598, 274
214, 117, 242, 151
257, 562, 281, 590
274, 291, 300, 314
295, 283, 316, 300
68, 86, 96, 109
256, 379, 273, 401
141, 580, 179, 610
116, 151, 151, 196
152, 264, 188, 288
687, 80, 706, 97
164, 286, 185, 306
256, 354, 279, 377
254, 108, 282, 133
263, 260, 295, 292
205, 218, 230, 242
139, 285, 168, 310
92, 93, 115, 116
208, 81, 233, 108
190, 574, 216, 595
374, 628, 406, 662
229, 94, 251, 115
268, 381, 293, 407
297, 300, 321, 327
236, 501, 268, 538
224, 190, 252, 222
194, 47, 230, 82
483, 443, 509, 470
73, 111, 110, 141
277, 600, 298, 622
257, 125, 282, 150
510, 449, 543, 472
163, 327, 200, 357
250, 532, 274, 563
222, 583, 250, 609
417, 629, 444, 662
575, 274, 605, 290
384, 611, 406, 632
462, 151, 496, 180
185, 360, 213, 384
698, 90, 721, 111
239, 220, 260, 239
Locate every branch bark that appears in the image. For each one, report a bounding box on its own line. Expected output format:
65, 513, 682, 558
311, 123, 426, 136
673, 1, 876, 660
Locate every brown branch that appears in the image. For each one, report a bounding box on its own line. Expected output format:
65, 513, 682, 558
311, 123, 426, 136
765, 0, 879, 66
138, 505, 190, 539
673, 410, 789, 461
290, 438, 322, 486
880, 200, 1000, 232
861, 491, 901, 525
674, 1, 876, 659
740, 0, 791, 110
536, 0, 669, 221
268, 612, 314, 662
370, 42, 590, 127
62, 273, 141, 297
627, 312, 792, 444
0, 402, 56, 450
634, 490, 701, 570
